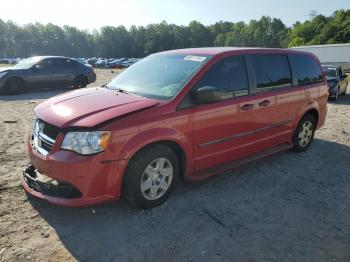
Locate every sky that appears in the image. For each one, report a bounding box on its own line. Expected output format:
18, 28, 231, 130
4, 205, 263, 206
1, 0, 349, 30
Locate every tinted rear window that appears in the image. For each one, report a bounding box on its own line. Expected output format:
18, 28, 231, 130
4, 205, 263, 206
289, 54, 323, 85
248, 54, 292, 90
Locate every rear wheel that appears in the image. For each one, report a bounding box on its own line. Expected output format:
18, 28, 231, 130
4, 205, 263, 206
123, 144, 179, 209
293, 114, 316, 152
73, 75, 88, 88
2, 78, 24, 94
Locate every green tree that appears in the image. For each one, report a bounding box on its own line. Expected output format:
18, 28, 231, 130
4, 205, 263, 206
188, 21, 212, 47
0, 10, 348, 58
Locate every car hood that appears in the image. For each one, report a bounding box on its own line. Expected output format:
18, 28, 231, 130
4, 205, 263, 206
0, 67, 12, 73
34, 87, 159, 128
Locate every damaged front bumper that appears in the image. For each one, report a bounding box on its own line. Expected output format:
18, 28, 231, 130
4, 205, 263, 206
23, 164, 82, 199
23, 136, 129, 207
21, 162, 120, 207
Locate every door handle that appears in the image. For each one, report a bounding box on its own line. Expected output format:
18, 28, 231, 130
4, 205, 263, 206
241, 104, 254, 111
258, 100, 271, 107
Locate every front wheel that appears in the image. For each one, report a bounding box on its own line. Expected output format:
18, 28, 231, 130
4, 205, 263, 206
2, 78, 24, 94
73, 75, 88, 88
122, 144, 179, 209
293, 114, 316, 152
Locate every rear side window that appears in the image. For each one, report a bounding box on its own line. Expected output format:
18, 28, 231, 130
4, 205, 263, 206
60, 58, 78, 68
38, 59, 55, 70
248, 54, 292, 90
67, 59, 79, 67
197, 55, 249, 99
289, 54, 323, 85
42, 58, 65, 69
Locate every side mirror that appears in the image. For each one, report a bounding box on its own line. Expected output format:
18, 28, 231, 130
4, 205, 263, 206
192, 86, 221, 104
340, 74, 348, 80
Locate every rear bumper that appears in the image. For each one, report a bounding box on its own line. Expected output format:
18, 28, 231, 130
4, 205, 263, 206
23, 139, 128, 207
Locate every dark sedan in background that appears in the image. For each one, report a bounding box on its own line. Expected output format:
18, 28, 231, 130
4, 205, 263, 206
0, 56, 96, 94
322, 64, 348, 101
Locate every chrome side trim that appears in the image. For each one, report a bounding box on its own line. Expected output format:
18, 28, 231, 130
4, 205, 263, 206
199, 130, 254, 148
255, 120, 291, 133
199, 120, 292, 148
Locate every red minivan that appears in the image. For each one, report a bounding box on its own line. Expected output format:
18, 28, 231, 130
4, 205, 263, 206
23, 47, 328, 208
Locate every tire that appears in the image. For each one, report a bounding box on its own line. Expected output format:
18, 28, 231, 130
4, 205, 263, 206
73, 75, 88, 88
292, 114, 316, 152
2, 78, 24, 94
123, 144, 180, 209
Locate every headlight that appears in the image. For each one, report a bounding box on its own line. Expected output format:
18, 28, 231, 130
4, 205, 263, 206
61, 131, 111, 155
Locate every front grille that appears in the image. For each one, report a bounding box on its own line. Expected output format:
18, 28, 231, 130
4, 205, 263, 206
32, 119, 61, 155
42, 121, 60, 140
40, 139, 53, 152
23, 164, 82, 199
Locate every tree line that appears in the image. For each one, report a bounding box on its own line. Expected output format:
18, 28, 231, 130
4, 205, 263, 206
0, 9, 349, 58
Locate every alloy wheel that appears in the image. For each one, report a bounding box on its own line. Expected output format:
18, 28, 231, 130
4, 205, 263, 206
140, 158, 173, 200
298, 121, 313, 147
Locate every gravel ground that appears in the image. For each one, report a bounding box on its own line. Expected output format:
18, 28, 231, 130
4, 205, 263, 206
0, 70, 349, 262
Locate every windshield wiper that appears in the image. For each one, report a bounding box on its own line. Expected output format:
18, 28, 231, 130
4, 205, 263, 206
115, 88, 128, 94
105, 85, 139, 96
112, 87, 134, 95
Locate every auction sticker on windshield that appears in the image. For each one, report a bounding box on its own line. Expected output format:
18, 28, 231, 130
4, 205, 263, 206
184, 55, 207, 62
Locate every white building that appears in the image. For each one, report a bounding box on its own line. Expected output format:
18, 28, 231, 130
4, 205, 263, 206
290, 43, 350, 67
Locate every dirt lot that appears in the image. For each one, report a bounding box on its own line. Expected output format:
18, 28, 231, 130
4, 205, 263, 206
0, 69, 350, 262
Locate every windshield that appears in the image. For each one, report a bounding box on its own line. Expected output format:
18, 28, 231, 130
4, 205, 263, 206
13, 57, 41, 69
322, 67, 337, 78
107, 53, 211, 100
